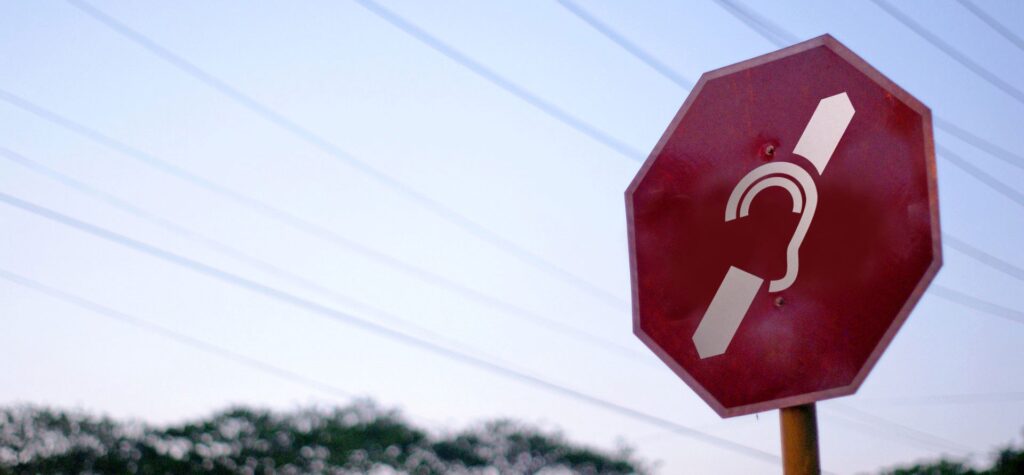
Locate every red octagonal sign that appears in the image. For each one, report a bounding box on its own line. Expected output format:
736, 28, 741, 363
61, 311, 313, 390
625, 35, 941, 417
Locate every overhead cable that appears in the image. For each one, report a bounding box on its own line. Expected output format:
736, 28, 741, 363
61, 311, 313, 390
0, 90, 644, 361
870, 0, 1024, 107
0, 268, 355, 402
0, 191, 782, 466
64, 0, 628, 309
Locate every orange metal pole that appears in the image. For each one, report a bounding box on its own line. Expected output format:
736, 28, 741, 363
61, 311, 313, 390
780, 403, 821, 475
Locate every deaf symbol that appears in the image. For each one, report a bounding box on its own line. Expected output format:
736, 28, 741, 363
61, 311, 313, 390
692, 92, 855, 359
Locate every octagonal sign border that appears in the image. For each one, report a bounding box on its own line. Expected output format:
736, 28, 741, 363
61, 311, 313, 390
624, 35, 942, 417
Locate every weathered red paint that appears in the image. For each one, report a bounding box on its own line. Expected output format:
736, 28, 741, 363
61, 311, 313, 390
625, 35, 941, 417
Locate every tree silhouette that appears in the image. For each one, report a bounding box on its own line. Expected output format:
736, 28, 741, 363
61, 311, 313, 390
0, 401, 646, 474
882, 433, 1024, 475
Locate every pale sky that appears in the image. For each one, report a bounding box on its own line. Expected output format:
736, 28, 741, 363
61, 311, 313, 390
1, 1, 1023, 474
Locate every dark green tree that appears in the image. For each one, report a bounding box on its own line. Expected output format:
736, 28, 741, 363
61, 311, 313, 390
881, 433, 1024, 475
0, 401, 646, 474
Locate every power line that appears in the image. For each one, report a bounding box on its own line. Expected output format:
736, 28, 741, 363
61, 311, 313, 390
7, 150, 1002, 463
710, 0, 797, 47
4, 1, 1011, 464
0, 268, 355, 402
65, 0, 1024, 313
955, 0, 1024, 55
929, 284, 1024, 326
943, 234, 1024, 284
939, 145, 1024, 209
4, 264, 993, 471
556, 1, 1024, 301
5, 115, 1001, 470
935, 117, 1024, 172
701, 0, 1024, 288
823, 403, 972, 454
346, 0, 644, 161
861, 391, 1024, 406
632, 402, 972, 459
708, 0, 1024, 175
59, 0, 1024, 334
556, 0, 1024, 341
553, 0, 694, 90
0, 90, 645, 362
870, 0, 1024, 107
0, 191, 782, 465
696, 4, 1024, 317
63, 0, 627, 310
0, 145, 525, 367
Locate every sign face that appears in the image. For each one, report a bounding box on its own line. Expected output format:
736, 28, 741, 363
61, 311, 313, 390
625, 35, 941, 417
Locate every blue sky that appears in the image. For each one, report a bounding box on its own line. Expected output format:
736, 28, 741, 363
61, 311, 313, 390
1, 1, 1022, 473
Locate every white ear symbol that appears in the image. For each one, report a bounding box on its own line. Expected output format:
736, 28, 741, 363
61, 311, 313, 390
725, 162, 818, 292
692, 92, 854, 360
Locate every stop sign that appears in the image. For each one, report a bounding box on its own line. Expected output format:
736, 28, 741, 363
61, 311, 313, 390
625, 35, 941, 417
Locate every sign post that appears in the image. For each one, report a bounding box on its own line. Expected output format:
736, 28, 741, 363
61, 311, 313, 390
780, 404, 820, 474
625, 35, 940, 469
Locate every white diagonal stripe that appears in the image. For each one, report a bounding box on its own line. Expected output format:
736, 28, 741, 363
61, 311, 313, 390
793, 92, 855, 174
693, 266, 764, 359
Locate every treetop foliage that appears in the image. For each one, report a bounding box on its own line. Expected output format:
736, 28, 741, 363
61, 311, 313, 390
0, 401, 647, 474
881, 434, 1024, 475
3, 401, 1021, 474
